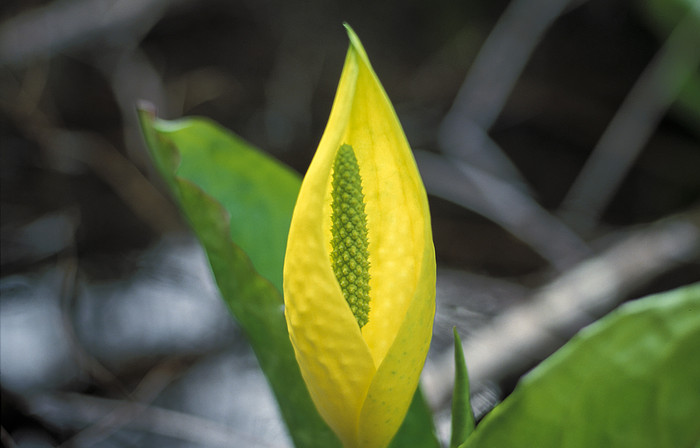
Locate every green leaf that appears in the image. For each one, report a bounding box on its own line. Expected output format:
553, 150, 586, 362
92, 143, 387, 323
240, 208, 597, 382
138, 108, 439, 447
143, 113, 299, 292
389, 388, 441, 448
636, 0, 700, 137
138, 108, 341, 448
450, 328, 474, 448
461, 283, 700, 448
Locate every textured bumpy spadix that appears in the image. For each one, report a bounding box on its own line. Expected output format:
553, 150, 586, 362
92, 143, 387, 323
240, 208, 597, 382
283, 25, 436, 448
331, 144, 371, 328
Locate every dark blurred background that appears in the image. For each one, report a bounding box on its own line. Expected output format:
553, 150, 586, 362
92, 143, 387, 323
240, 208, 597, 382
1, 0, 699, 446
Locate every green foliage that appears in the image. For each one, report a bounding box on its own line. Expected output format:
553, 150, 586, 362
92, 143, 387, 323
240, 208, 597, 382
389, 387, 441, 448
138, 107, 699, 448
139, 112, 299, 292
461, 283, 700, 448
450, 328, 474, 448
138, 108, 339, 448
137, 109, 439, 448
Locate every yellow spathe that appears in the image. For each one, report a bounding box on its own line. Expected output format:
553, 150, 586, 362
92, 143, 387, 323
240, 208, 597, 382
283, 24, 436, 448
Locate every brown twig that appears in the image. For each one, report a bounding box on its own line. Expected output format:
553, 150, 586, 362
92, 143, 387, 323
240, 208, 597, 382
559, 3, 700, 232
423, 207, 700, 409
57, 251, 133, 396
0, 0, 187, 67
47, 128, 182, 234
0, 426, 18, 448
438, 0, 581, 185
55, 359, 190, 448
416, 149, 591, 271
25, 390, 279, 448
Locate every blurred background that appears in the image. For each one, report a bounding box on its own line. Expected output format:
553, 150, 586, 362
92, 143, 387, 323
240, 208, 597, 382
1, 0, 699, 446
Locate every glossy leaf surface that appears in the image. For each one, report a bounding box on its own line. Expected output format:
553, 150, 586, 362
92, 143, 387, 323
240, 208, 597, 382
462, 283, 700, 448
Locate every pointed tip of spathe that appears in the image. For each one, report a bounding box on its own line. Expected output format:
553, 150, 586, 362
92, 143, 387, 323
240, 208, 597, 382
342, 22, 355, 39
342, 22, 369, 61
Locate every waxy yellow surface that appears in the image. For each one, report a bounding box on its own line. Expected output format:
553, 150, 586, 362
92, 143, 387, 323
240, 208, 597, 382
283, 25, 436, 448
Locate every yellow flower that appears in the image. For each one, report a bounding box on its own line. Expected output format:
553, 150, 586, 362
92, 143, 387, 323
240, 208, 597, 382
283, 25, 436, 448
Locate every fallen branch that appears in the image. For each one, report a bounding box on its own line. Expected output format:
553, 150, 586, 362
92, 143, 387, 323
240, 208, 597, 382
560, 2, 700, 232
24, 391, 278, 448
423, 208, 700, 409
0, 0, 187, 67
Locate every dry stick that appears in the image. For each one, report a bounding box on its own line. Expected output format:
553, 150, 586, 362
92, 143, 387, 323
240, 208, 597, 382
0, 0, 186, 67
57, 241, 134, 395
416, 149, 591, 271
43, 127, 182, 235
0, 0, 173, 166
54, 242, 192, 446
432, 0, 590, 270
97, 46, 170, 168
52, 247, 214, 447
0, 426, 18, 448
444, 0, 577, 130
422, 208, 700, 409
56, 360, 189, 448
438, 0, 578, 184
26, 392, 278, 448
2, 63, 180, 236
560, 4, 700, 233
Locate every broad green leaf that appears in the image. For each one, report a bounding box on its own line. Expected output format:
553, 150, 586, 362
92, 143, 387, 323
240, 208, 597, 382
138, 108, 438, 447
138, 109, 340, 448
461, 283, 700, 448
142, 112, 299, 292
450, 328, 474, 448
389, 388, 441, 448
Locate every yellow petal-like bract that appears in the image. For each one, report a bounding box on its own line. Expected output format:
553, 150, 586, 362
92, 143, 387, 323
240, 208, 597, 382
283, 25, 436, 448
